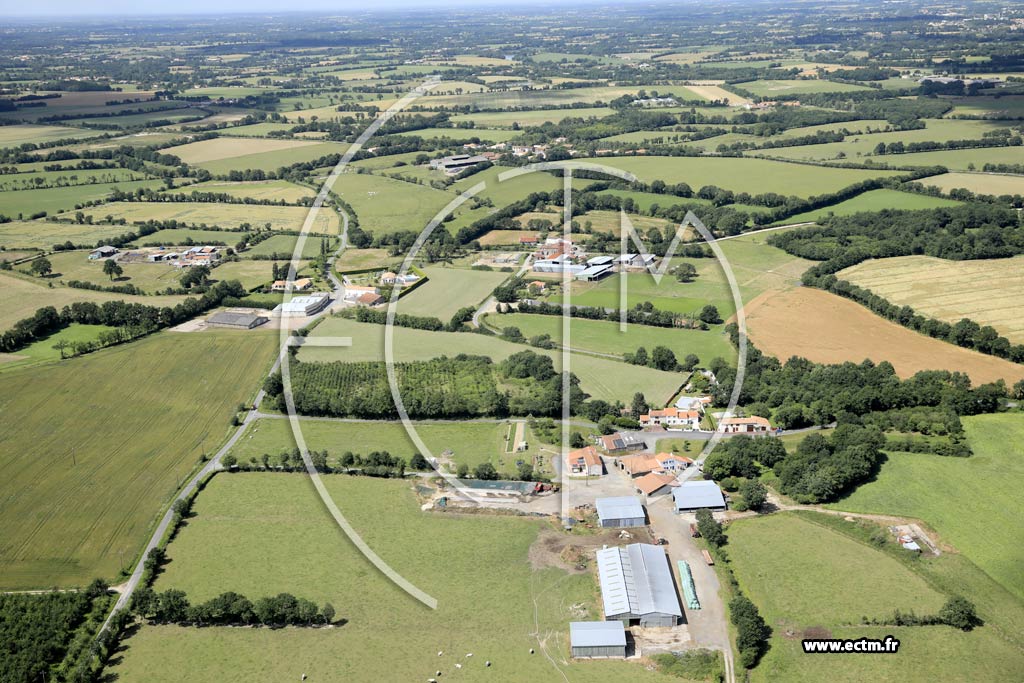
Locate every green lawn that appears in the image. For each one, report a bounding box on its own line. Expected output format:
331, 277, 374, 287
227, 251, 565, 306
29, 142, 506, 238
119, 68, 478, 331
109, 474, 668, 683
588, 156, 901, 197
827, 413, 1024, 600
485, 312, 734, 367
778, 189, 963, 225
0, 330, 278, 589
398, 265, 510, 319
301, 316, 686, 405
728, 512, 1024, 683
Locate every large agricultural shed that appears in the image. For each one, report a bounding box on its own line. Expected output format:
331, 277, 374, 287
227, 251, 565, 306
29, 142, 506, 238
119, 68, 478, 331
207, 311, 269, 329
672, 480, 727, 512
595, 496, 646, 528
596, 543, 682, 627
569, 621, 627, 658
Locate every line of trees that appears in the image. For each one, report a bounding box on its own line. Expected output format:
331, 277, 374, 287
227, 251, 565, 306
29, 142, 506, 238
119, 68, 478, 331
130, 588, 336, 628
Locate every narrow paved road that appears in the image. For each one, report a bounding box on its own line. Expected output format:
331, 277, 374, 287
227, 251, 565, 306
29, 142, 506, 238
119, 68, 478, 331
471, 253, 532, 328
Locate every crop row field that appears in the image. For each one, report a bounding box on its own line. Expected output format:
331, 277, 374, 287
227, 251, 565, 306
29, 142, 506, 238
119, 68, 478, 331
744, 286, 1024, 385
0, 330, 278, 589
301, 316, 686, 405
68, 201, 339, 234
163, 138, 349, 175
839, 255, 1024, 344
108, 474, 661, 682
920, 172, 1024, 196
729, 512, 1024, 683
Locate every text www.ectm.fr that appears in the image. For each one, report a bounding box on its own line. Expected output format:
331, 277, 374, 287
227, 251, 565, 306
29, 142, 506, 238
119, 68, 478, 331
802, 637, 901, 654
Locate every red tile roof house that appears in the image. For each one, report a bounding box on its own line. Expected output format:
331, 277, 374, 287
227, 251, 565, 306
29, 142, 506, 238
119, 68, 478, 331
634, 472, 678, 499
566, 446, 604, 477
717, 416, 772, 434
519, 235, 539, 245
640, 407, 702, 431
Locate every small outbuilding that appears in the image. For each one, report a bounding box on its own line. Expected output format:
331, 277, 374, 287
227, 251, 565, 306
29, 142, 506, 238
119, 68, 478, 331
672, 480, 727, 512
88, 245, 118, 260
595, 496, 646, 528
569, 621, 626, 658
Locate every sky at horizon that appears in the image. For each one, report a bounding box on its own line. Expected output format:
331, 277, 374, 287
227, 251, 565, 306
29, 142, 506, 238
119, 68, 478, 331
1, 0, 650, 18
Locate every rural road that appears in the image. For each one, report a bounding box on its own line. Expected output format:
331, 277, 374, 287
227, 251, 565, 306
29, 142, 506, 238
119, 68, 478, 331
471, 253, 533, 327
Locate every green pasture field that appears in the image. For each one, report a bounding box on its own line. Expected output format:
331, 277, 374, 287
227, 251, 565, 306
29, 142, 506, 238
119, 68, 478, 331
734, 79, 874, 96
484, 312, 735, 368
752, 119, 1014, 162
853, 146, 1024, 172
778, 188, 963, 224
333, 171, 464, 235
16, 250, 183, 293
229, 416, 547, 474
133, 228, 245, 247
163, 137, 320, 164
448, 107, 616, 128
942, 95, 1024, 118
72, 107, 201, 128
0, 323, 113, 373
453, 164, 564, 207
393, 127, 521, 142
589, 156, 901, 197
0, 220, 136, 250
0, 271, 186, 331
301, 316, 686, 405
347, 150, 424, 170
717, 231, 813, 301
418, 85, 708, 110
167, 179, 315, 203
0, 167, 147, 192
182, 86, 271, 99
208, 260, 289, 290
0, 179, 167, 218
334, 247, 401, 272
828, 413, 1024, 600
591, 188, 773, 219
243, 234, 331, 259
69, 131, 182, 152
397, 265, 510, 319
547, 267, 738, 320
920, 172, 1024, 196
108, 474, 665, 683
0, 330, 278, 589
217, 122, 297, 137
728, 512, 1024, 683
0, 124, 99, 147
69, 201, 339, 234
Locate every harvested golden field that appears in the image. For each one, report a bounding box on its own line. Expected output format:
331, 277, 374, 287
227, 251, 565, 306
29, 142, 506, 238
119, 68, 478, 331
840, 256, 1024, 343
921, 172, 1024, 196
685, 84, 752, 106
745, 287, 1024, 385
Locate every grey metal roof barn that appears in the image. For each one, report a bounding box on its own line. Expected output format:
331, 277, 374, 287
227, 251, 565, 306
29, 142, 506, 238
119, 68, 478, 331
595, 496, 646, 528
570, 621, 626, 658
595, 543, 682, 627
672, 480, 727, 512
207, 311, 269, 329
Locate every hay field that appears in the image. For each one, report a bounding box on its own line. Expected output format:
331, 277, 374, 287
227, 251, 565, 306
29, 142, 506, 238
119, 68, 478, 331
165, 137, 322, 164
744, 286, 1024, 385
839, 255, 1024, 343
736, 79, 873, 96
448, 107, 615, 128
0, 220, 136, 250
0, 330, 278, 589
921, 172, 1024, 196
170, 179, 315, 203
108, 475, 664, 683
0, 124, 98, 147
778, 188, 962, 224
71, 201, 338, 234
685, 84, 751, 105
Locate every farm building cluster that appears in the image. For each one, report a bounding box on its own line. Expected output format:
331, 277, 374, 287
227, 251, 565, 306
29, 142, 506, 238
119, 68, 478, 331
89, 245, 225, 268
528, 237, 664, 282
